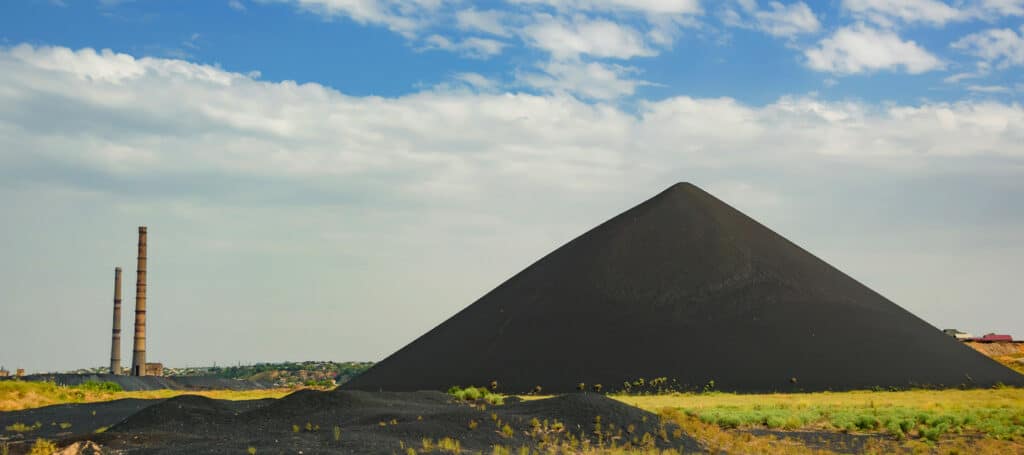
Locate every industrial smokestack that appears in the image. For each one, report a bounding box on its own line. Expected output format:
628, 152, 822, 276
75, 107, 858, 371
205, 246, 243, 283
110, 267, 122, 375
131, 226, 147, 376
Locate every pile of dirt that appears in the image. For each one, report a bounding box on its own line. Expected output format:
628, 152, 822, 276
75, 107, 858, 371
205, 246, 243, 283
83, 391, 700, 454
966, 341, 1024, 357
345, 182, 1024, 393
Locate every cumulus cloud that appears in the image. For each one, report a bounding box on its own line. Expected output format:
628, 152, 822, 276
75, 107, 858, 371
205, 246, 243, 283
952, 26, 1024, 68
804, 23, 945, 74
517, 60, 650, 100
2, 44, 1021, 192
753, 1, 821, 37
455, 8, 512, 37
522, 15, 656, 59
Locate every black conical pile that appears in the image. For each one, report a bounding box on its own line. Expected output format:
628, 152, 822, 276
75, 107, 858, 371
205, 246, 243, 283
346, 183, 1023, 393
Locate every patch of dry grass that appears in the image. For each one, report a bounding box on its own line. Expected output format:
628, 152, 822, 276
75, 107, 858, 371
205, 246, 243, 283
0, 380, 295, 411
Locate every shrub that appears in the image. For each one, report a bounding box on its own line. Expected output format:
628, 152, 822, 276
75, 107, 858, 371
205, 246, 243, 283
333, 425, 341, 442
75, 381, 123, 393
247, 447, 257, 455
28, 439, 57, 455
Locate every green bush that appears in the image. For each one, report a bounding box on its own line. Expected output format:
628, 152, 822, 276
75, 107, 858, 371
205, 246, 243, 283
447, 386, 504, 405
75, 381, 123, 393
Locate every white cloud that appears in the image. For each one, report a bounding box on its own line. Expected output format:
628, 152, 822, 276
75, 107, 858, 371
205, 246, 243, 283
841, 0, 964, 27
841, 0, 1024, 27
510, 0, 702, 15
804, 23, 945, 74
966, 84, 1010, 92
952, 26, 1024, 68
2, 44, 1021, 189
517, 60, 650, 100
422, 35, 506, 59
228, 0, 246, 11
455, 8, 511, 37
270, 0, 443, 36
453, 72, 499, 91
522, 15, 656, 59
753, 1, 821, 37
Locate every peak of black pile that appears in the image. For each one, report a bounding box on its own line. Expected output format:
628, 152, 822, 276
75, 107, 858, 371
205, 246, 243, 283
345, 183, 1024, 393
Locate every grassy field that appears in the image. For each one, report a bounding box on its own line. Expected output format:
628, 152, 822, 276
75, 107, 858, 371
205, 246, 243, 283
0, 380, 293, 412
605, 387, 1024, 454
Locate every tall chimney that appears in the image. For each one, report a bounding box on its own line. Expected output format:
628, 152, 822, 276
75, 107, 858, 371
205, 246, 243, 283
110, 267, 122, 375
131, 226, 147, 376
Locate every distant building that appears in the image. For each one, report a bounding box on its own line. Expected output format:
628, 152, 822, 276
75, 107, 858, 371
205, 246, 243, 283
0, 369, 9, 377
145, 363, 164, 377
943, 329, 973, 340
15, 368, 25, 377
971, 333, 1013, 343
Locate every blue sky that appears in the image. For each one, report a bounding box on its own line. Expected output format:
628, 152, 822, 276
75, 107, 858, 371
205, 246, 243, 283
0, 0, 1022, 372
4, 0, 1022, 103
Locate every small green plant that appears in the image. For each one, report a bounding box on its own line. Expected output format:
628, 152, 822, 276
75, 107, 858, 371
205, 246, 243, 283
333, 425, 341, 442
447, 385, 504, 405
437, 437, 461, 453
501, 423, 514, 438
292, 424, 300, 433
58, 422, 72, 430
94, 425, 109, 434
702, 380, 716, 394
247, 447, 257, 455
75, 381, 123, 393
405, 448, 417, 455
1, 440, 8, 455
577, 382, 585, 392
5, 422, 42, 433
468, 419, 479, 430
28, 438, 57, 455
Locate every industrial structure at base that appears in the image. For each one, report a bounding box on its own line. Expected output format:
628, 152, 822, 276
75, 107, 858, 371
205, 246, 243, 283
109, 226, 162, 377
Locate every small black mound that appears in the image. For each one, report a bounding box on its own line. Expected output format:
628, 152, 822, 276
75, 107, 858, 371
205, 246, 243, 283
109, 395, 234, 434
507, 394, 701, 452
345, 182, 1024, 393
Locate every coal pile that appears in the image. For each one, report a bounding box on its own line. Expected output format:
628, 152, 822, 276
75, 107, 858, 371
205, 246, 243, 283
345, 182, 1024, 393
84, 390, 697, 454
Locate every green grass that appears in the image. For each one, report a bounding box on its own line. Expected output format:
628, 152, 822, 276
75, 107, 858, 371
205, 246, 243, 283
447, 386, 504, 405
612, 387, 1024, 442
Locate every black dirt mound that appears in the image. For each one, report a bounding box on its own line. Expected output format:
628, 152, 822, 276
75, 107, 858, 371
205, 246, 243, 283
87, 391, 698, 453
344, 182, 1024, 393
108, 395, 235, 434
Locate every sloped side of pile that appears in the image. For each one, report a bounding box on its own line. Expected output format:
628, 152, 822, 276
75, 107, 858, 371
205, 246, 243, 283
344, 182, 1024, 393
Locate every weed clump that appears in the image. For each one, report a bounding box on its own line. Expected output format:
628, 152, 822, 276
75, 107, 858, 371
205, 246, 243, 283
447, 386, 504, 405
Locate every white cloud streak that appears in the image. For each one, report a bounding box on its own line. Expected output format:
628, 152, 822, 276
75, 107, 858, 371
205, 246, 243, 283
804, 23, 945, 74
952, 26, 1024, 68
522, 15, 656, 59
